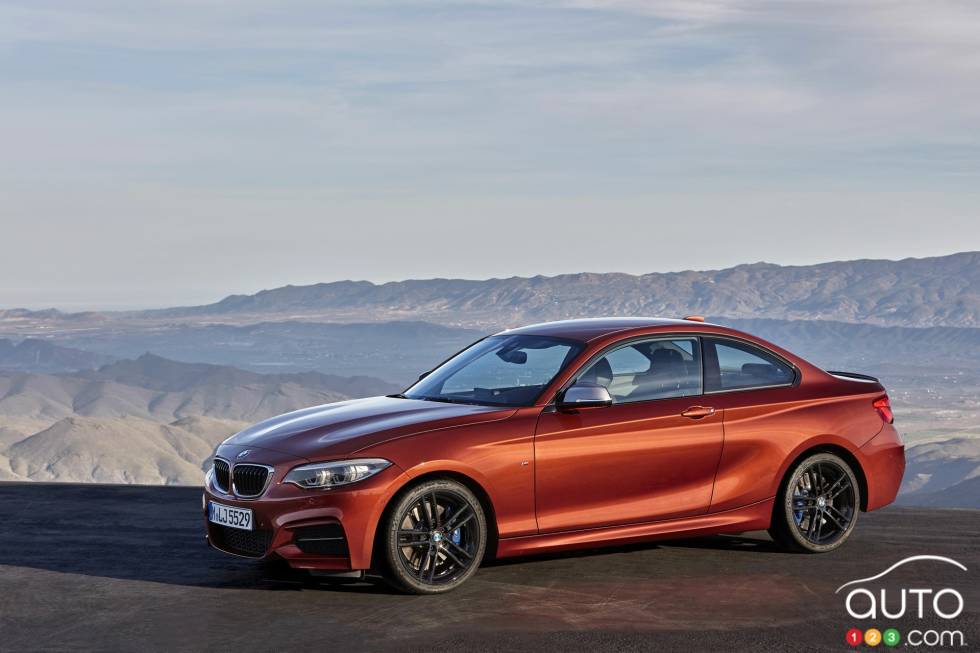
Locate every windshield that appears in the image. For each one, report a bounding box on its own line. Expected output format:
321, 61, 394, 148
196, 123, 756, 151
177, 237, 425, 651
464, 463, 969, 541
403, 335, 583, 407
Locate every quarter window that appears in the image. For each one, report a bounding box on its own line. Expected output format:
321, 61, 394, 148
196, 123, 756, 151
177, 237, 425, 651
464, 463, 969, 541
705, 338, 795, 391
577, 338, 702, 403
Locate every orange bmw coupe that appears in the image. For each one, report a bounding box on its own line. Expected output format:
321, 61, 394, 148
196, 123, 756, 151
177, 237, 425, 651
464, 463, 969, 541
204, 317, 905, 593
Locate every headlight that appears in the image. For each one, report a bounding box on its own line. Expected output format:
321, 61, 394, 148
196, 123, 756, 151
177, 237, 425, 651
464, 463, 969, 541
283, 458, 392, 489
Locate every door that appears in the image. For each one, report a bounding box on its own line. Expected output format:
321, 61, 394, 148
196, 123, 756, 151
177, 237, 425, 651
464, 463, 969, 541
534, 336, 724, 533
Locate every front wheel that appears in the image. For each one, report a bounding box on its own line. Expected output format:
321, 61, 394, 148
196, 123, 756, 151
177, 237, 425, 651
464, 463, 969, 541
381, 479, 487, 594
769, 452, 860, 553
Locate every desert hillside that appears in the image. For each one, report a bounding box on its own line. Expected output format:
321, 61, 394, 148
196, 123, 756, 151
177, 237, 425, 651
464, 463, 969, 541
0, 355, 397, 485
0, 252, 977, 506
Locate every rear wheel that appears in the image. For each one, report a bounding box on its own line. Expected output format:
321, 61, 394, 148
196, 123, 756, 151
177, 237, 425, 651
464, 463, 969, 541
381, 479, 487, 594
769, 452, 860, 553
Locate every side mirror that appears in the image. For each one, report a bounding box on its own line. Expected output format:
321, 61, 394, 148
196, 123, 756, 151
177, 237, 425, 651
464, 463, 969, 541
557, 382, 613, 411
418, 371, 431, 381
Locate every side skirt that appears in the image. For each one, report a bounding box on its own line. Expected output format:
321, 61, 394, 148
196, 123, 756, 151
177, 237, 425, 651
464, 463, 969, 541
495, 498, 774, 559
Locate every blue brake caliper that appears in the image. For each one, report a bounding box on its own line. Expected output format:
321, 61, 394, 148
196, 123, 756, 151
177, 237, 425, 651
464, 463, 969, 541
792, 488, 805, 525
447, 507, 462, 544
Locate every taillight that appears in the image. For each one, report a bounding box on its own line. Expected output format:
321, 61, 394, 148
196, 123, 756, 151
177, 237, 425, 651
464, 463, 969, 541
873, 395, 894, 424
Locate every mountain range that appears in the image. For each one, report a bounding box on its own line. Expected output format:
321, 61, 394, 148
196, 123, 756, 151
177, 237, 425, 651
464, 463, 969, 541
0, 355, 398, 485
145, 251, 980, 329
3, 253, 978, 335
0, 251, 978, 506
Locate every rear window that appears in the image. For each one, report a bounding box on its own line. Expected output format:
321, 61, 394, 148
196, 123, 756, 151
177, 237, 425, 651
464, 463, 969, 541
705, 338, 795, 391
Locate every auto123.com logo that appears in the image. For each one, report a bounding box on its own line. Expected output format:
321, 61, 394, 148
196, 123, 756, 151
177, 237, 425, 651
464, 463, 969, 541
837, 555, 968, 648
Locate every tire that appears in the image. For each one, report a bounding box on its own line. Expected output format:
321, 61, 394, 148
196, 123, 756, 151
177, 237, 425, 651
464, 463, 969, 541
769, 452, 860, 553
381, 479, 487, 594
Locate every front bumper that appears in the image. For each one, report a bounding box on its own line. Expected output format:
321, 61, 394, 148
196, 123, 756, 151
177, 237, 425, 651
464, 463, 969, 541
203, 460, 409, 570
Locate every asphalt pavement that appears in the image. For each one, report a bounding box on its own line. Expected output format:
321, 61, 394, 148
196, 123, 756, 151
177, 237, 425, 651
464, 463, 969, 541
0, 483, 977, 652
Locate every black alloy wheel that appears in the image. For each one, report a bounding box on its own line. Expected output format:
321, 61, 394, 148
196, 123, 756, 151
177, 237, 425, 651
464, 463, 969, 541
382, 479, 487, 594
770, 452, 860, 553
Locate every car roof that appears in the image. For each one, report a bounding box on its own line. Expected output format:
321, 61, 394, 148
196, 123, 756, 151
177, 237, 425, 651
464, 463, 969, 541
498, 317, 722, 342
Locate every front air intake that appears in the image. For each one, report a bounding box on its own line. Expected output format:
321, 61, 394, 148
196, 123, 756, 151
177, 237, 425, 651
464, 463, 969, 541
209, 524, 273, 557
293, 523, 349, 556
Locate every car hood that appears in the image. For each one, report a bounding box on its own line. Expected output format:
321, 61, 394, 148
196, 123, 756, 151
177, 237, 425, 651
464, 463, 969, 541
223, 396, 516, 458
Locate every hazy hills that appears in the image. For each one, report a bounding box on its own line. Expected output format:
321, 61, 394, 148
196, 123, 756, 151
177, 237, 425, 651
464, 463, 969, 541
0, 354, 397, 424
4, 315, 979, 386
0, 251, 978, 506
898, 438, 980, 509
0, 338, 115, 373
899, 476, 980, 509
0, 355, 398, 485
78, 352, 399, 398
29, 321, 482, 384
719, 318, 980, 371
149, 251, 980, 329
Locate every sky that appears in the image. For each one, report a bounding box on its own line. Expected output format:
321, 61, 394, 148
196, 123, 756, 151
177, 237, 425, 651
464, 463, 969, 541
2, 0, 979, 310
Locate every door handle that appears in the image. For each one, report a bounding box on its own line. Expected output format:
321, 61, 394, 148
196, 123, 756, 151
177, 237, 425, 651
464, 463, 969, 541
681, 406, 716, 419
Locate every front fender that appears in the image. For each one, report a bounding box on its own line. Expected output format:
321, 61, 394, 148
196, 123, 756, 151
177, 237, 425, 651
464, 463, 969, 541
357, 411, 540, 540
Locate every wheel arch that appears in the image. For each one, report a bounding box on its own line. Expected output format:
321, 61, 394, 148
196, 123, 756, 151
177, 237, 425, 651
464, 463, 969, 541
776, 442, 869, 512
370, 469, 500, 571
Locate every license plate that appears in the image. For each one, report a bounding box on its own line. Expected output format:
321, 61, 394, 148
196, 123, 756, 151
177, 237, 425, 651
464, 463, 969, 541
208, 501, 253, 531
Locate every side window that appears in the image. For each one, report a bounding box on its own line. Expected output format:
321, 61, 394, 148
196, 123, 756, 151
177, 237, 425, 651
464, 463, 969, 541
577, 338, 702, 403
604, 346, 651, 375
706, 338, 795, 391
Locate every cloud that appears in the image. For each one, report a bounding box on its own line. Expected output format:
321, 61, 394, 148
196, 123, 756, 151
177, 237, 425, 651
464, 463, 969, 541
1, 1, 979, 306
3, 1, 978, 191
